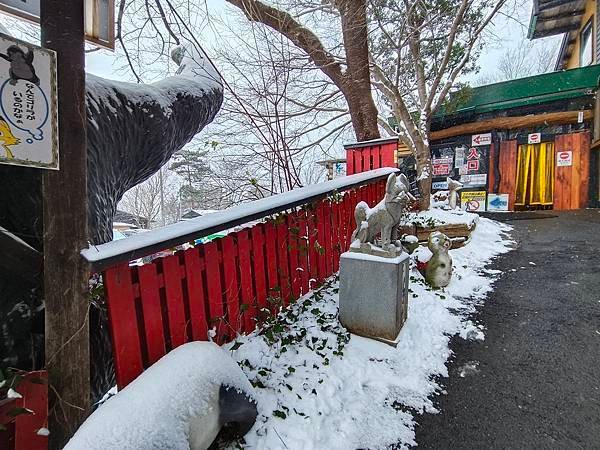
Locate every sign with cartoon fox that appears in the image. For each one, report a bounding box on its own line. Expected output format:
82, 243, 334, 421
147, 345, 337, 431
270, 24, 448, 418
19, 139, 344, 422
0, 32, 58, 169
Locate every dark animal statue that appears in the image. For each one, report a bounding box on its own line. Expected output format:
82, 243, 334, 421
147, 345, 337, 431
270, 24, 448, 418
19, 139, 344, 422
0, 45, 223, 400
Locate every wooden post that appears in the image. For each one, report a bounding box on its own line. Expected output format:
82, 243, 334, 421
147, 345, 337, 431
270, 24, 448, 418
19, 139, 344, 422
40, 0, 90, 448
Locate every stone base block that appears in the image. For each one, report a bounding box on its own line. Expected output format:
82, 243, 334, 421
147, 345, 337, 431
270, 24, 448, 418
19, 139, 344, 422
339, 251, 409, 344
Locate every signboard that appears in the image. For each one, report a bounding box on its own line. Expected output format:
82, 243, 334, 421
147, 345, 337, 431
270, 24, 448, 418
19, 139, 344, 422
461, 191, 486, 212
0, 0, 114, 50
528, 133, 541, 144
0, 33, 58, 169
556, 151, 572, 167
333, 161, 346, 178
471, 133, 491, 146
487, 194, 509, 211
454, 145, 466, 168
457, 145, 488, 187
432, 180, 449, 190
460, 173, 487, 187
432, 156, 453, 176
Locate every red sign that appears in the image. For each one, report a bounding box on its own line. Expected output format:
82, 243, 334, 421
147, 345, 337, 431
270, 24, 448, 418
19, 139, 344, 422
433, 163, 450, 176
528, 133, 541, 144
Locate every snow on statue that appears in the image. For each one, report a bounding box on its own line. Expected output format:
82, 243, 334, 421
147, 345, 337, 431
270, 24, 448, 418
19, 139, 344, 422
64, 342, 258, 450
0, 42, 224, 401
350, 172, 415, 258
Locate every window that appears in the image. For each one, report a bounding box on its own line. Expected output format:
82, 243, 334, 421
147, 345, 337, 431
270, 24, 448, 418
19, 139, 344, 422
580, 18, 594, 67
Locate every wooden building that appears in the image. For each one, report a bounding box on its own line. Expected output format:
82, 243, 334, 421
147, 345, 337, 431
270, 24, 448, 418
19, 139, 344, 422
429, 64, 600, 211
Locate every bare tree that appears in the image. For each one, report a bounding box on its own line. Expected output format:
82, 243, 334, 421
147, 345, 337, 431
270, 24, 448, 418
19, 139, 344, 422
223, 0, 380, 141
197, 18, 348, 204
476, 39, 558, 85
119, 167, 178, 227
369, 0, 507, 208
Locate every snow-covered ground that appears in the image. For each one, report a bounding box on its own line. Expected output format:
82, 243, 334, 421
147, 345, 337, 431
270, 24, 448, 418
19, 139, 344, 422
224, 216, 513, 449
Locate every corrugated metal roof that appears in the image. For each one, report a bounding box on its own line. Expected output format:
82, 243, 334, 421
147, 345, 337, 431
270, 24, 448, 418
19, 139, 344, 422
435, 64, 600, 119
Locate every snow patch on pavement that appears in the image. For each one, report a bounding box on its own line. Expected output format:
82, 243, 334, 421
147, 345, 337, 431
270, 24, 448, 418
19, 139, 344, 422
224, 216, 513, 449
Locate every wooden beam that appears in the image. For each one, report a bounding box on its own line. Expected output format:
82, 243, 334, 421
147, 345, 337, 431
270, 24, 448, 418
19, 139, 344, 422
40, 0, 90, 448
431, 110, 593, 141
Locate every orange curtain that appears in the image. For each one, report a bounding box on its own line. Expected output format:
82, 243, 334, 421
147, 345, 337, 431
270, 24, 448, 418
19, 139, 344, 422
514, 143, 554, 207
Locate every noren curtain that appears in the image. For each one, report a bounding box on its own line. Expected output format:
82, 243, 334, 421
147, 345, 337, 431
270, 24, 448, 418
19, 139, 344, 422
514, 143, 554, 207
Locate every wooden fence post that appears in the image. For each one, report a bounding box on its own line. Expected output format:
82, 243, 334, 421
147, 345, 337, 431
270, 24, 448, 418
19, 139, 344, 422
40, 0, 90, 447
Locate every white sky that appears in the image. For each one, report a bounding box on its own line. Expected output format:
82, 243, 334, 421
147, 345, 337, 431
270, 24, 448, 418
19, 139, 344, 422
85, 0, 561, 83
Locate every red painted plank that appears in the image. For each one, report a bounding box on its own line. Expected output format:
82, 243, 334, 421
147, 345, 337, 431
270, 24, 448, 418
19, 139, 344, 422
322, 200, 333, 276
285, 213, 302, 300
346, 149, 355, 175
276, 220, 291, 304
362, 148, 371, 173
306, 205, 319, 289
220, 236, 241, 335
137, 263, 166, 366
296, 209, 310, 295
237, 229, 255, 333
381, 141, 396, 167
264, 221, 279, 309
315, 201, 327, 282
203, 241, 225, 340
0, 371, 48, 450
103, 263, 144, 388
347, 190, 358, 245
183, 247, 209, 341
331, 199, 341, 272
161, 254, 188, 349
372, 145, 381, 169
353, 150, 362, 174
251, 224, 268, 310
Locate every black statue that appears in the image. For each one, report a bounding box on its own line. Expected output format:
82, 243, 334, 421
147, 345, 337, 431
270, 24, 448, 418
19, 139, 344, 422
0, 45, 223, 400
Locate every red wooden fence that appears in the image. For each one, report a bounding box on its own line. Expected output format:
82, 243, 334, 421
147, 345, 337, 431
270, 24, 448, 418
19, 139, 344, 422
0, 371, 48, 450
96, 172, 391, 389
345, 137, 398, 175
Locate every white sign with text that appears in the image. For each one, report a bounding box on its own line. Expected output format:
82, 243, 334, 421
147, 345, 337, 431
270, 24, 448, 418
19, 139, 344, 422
0, 33, 58, 169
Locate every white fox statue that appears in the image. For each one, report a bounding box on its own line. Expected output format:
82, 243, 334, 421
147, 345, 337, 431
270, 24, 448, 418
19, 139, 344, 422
351, 173, 415, 254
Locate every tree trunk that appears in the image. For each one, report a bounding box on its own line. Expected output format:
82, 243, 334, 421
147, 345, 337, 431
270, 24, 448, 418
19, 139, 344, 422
415, 141, 432, 210
338, 0, 380, 141
225, 0, 380, 142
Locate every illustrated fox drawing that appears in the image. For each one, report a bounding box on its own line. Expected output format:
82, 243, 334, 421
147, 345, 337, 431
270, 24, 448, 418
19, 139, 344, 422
351, 173, 415, 248
0, 118, 19, 159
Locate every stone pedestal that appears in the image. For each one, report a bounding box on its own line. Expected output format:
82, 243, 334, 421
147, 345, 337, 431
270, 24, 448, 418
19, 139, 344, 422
339, 251, 409, 346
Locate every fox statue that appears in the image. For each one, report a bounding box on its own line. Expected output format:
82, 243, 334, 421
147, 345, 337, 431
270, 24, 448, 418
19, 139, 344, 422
351, 172, 415, 250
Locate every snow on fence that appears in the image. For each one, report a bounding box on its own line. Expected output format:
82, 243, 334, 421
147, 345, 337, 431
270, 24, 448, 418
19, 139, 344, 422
83, 168, 397, 389
0, 371, 48, 450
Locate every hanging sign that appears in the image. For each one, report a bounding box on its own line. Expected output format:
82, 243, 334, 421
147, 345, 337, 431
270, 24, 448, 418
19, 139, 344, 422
0, 0, 115, 50
461, 191, 486, 212
333, 161, 346, 178
556, 151, 572, 167
460, 173, 487, 187
0, 33, 58, 169
528, 133, 541, 144
454, 145, 466, 168
431, 144, 455, 179
432, 180, 449, 190
487, 193, 509, 211
471, 133, 491, 146
432, 156, 453, 176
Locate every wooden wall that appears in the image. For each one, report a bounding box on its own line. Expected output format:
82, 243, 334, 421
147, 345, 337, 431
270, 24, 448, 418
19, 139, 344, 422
496, 140, 518, 211
554, 132, 590, 210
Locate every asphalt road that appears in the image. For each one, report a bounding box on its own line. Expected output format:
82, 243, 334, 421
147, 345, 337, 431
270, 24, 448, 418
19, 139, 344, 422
414, 210, 600, 449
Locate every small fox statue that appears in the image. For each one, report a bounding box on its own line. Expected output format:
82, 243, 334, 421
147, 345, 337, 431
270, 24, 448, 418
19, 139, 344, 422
351, 172, 415, 250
